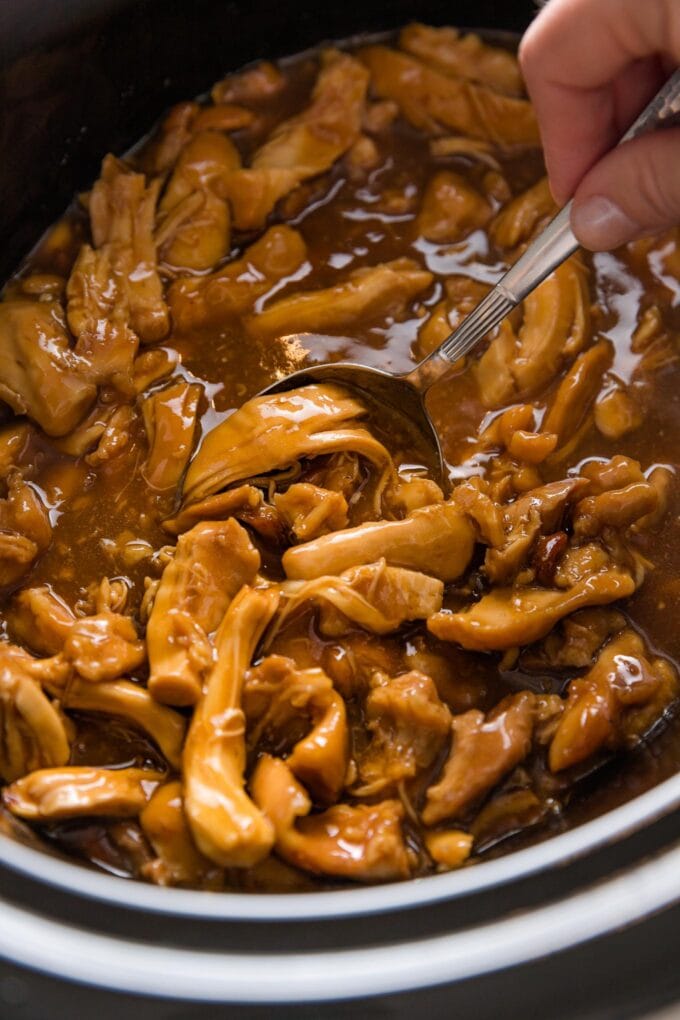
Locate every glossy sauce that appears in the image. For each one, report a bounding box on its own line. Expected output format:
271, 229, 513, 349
2, 30, 680, 886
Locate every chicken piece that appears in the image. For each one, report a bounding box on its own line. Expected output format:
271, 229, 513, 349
140, 101, 198, 175
157, 131, 240, 271
425, 829, 473, 870
211, 60, 285, 104
429, 568, 636, 652
416, 275, 489, 357
244, 655, 348, 803
44, 673, 186, 769
251, 754, 411, 881
484, 477, 588, 584
490, 177, 557, 249
183, 586, 279, 867
549, 631, 678, 772
633, 466, 675, 533
355, 670, 451, 795
89, 155, 169, 342
422, 692, 535, 824
0, 300, 96, 437
594, 385, 643, 440
360, 46, 539, 144
140, 781, 221, 888
164, 484, 269, 535
451, 479, 505, 546
0, 643, 70, 783
193, 104, 255, 132
523, 607, 626, 671
363, 99, 399, 134
246, 258, 433, 340
57, 612, 146, 682
543, 341, 613, 444
385, 476, 445, 515
183, 384, 391, 505
344, 134, 380, 180
477, 256, 590, 407
274, 483, 348, 541
581, 455, 646, 493
279, 559, 443, 638
417, 171, 492, 242
66, 245, 139, 392
167, 225, 307, 332
224, 51, 369, 230
400, 24, 524, 95
479, 404, 558, 466
283, 499, 476, 583
7, 585, 76, 655
0, 471, 52, 588
429, 135, 501, 169
141, 381, 202, 492
572, 482, 658, 539
147, 519, 260, 706
0, 424, 32, 482
160, 130, 240, 210
3, 767, 165, 820
50, 400, 130, 460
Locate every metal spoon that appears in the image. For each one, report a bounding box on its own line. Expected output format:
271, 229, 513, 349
261, 69, 680, 488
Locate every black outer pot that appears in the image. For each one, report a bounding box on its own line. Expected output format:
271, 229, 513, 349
2, 2, 680, 1016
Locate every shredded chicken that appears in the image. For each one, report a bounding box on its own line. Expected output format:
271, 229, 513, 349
490, 177, 557, 249
360, 46, 539, 143
355, 670, 451, 794
66, 245, 139, 392
3, 766, 165, 820
274, 483, 348, 541
246, 258, 433, 339
476, 256, 590, 407
224, 50, 369, 229
157, 131, 240, 271
0, 300, 96, 436
141, 381, 202, 492
244, 655, 348, 803
183, 383, 392, 505
251, 754, 412, 881
550, 631, 678, 772
423, 692, 561, 825
183, 586, 279, 867
0, 643, 70, 783
283, 499, 475, 582
140, 781, 221, 888
89, 155, 169, 342
147, 519, 260, 706
429, 568, 636, 651
417, 171, 492, 242
44, 672, 186, 769
0, 472, 52, 588
400, 23, 524, 95
276, 560, 444, 637
168, 225, 307, 332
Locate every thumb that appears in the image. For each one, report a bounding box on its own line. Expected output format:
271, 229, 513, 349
570, 126, 680, 250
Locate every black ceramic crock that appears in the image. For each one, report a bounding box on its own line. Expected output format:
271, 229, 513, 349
3, 2, 680, 1016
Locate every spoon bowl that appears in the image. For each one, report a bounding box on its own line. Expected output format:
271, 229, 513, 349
261, 355, 447, 487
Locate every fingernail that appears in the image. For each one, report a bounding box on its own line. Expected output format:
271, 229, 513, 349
570, 195, 640, 251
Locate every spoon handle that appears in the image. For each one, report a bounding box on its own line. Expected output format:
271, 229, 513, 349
406, 67, 680, 394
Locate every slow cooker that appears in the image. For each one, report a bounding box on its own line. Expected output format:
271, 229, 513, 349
2, 1, 680, 1016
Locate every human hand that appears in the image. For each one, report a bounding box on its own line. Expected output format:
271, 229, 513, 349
519, 0, 680, 250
